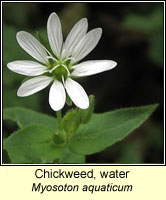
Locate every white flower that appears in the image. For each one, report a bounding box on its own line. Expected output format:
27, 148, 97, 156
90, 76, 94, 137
7, 12, 117, 111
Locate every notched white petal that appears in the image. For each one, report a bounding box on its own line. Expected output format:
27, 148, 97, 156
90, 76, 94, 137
65, 78, 89, 109
16, 31, 48, 64
7, 60, 48, 76
49, 80, 66, 111
72, 28, 102, 62
71, 60, 117, 77
47, 12, 63, 58
62, 18, 88, 58
17, 76, 52, 97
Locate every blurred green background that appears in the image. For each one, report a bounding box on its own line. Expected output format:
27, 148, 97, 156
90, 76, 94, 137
3, 2, 164, 164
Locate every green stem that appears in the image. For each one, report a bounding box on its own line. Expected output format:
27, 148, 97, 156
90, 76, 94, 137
56, 110, 62, 129
56, 111, 66, 142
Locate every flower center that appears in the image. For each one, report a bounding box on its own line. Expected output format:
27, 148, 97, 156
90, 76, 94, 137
46, 56, 75, 81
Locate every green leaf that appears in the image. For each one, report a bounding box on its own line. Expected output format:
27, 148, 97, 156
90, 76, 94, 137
69, 104, 158, 155
3, 124, 63, 164
59, 148, 85, 164
3, 107, 57, 132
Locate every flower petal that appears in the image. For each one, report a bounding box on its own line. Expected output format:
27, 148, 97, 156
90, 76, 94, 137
7, 60, 48, 76
47, 12, 63, 58
65, 78, 89, 109
16, 31, 48, 64
62, 18, 88, 58
17, 76, 52, 97
72, 28, 102, 62
49, 80, 66, 111
71, 60, 117, 77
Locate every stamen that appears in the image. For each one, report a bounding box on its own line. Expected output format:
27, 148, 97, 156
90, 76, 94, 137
44, 48, 58, 62
47, 55, 58, 62
61, 64, 70, 76
45, 48, 52, 56
63, 57, 76, 63
49, 64, 60, 73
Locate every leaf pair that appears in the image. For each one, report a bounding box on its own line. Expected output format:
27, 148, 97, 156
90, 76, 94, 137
3, 103, 158, 163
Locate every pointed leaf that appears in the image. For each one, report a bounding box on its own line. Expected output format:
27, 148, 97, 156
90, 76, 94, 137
69, 104, 158, 155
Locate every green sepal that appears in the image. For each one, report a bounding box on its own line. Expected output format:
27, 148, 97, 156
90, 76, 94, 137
35, 31, 51, 54
66, 94, 72, 106
35, 31, 57, 60
62, 95, 95, 140
79, 95, 95, 124
62, 109, 80, 140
